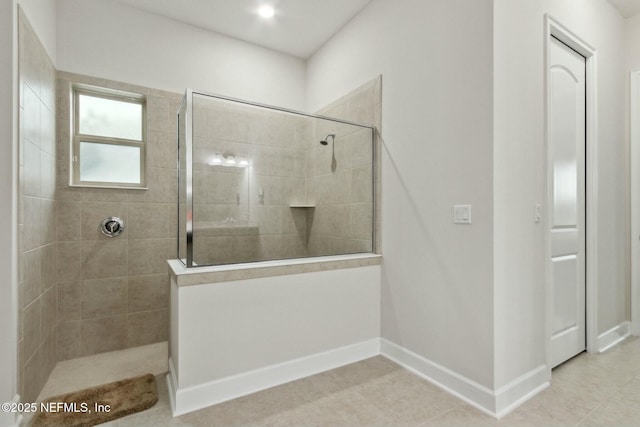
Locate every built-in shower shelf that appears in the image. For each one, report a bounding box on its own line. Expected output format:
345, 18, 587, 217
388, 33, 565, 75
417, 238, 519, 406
289, 204, 316, 208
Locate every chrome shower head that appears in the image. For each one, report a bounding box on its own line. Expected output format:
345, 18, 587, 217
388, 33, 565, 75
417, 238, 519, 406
320, 133, 336, 145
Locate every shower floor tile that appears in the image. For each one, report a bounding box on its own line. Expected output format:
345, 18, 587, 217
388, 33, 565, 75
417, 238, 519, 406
37, 342, 168, 401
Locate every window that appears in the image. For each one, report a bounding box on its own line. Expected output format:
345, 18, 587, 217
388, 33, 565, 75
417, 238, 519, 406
72, 85, 146, 188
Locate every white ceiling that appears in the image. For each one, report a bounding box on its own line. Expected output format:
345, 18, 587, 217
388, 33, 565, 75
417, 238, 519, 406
116, 0, 372, 59
608, 0, 640, 18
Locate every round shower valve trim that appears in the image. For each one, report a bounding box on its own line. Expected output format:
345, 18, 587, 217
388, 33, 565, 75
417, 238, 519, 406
101, 217, 125, 237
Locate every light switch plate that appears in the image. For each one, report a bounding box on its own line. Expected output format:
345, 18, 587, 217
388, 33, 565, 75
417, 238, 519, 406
453, 205, 471, 224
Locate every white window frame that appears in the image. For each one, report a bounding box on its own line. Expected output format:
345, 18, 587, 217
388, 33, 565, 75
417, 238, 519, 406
71, 84, 147, 189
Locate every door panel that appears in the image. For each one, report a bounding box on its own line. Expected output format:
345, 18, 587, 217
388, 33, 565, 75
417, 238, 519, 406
549, 37, 586, 368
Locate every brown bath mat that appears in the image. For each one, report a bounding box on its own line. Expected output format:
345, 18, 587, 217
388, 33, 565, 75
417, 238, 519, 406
31, 373, 158, 427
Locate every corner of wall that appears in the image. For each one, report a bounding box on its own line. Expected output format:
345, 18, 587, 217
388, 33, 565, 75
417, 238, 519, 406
0, 0, 20, 425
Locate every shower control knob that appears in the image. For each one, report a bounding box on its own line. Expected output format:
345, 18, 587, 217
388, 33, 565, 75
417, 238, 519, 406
101, 217, 125, 237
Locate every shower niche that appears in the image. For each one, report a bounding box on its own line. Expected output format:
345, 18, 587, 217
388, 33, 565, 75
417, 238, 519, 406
177, 89, 375, 268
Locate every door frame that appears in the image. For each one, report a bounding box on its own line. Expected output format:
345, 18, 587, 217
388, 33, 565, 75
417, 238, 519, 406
630, 71, 640, 336
544, 15, 599, 365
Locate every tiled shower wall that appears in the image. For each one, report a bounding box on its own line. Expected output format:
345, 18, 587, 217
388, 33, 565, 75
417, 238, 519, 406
307, 77, 381, 256
55, 72, 180, 360
191, 97, 308, 265
18, 9, 58, 403
187, 80, 380, 266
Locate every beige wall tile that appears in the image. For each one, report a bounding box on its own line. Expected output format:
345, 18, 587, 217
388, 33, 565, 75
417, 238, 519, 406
40, 198, 57, 245
23, 248, 41, 307
146, 95, 171, 134
81, 277, 128, 319
128, 274, 169, 312
57, 201, 81, 241
128, 203, 172, 239
233, 236, 261, 263
56, 183, 83, 202
40, 151, 56, 200
80, 316, 128, 356
40, 287, 57, 339
56, 320, 80, 361
351, 203, 373, 241
147, 131, 177, 169
126, 309, 168, 347
351, 165, 373, 203
19, 10, 58, 403
57, 241, 82, 282
81, 201, 128, 240
250, 205, 283, 235
58, 281, 81, 322
208, 171, 249, 205
19, 11, 42, 97
81, 187, 131, 203
42, 331, 57, 382
23, 140, 41, 197
22, 347, 43, 403
348, 129, 374, 168
282, 207, 307, 237
281, 234, 306, 259
41, 58, 56, 113
128, 238, 174, 276
104, 79, 151, 96
23, 299, 41, 360
41, 243, 57, 291
347, 90, 376, 125
258, 235, 284, 260
22, 85, 40, 148
193, 236, 236, 266
129, 167, 177, 203
81, 239, 128, 279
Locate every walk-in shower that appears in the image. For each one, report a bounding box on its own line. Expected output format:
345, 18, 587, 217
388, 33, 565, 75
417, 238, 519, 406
177, 89, 375, 268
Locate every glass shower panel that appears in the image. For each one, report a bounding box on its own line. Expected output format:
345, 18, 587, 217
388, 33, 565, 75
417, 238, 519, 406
191, 93, 252, 266
178, 90, 375, 268
177, 96, 187, 265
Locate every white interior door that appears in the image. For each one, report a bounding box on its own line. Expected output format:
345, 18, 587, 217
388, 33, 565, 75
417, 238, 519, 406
549, 37, 586, 368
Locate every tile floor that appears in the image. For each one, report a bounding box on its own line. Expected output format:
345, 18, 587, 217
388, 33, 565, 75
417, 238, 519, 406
36, 338, 640, 426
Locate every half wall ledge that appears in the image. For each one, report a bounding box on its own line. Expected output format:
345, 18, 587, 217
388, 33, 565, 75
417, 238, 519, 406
167, 253, 383, 286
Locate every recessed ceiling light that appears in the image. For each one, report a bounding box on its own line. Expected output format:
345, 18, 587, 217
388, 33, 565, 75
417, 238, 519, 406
258, 5, 275, 19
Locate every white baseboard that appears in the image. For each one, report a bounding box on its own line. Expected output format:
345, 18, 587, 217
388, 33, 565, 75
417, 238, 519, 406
598, 321, 631, 352
380, 339, 549, 419
380, 339, 497, 416
169, 338, 380, 416
166, 358, 179, 417
494, 365, 549, 418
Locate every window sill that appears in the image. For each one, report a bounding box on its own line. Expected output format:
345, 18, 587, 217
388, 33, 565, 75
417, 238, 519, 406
68, 184, 148, 190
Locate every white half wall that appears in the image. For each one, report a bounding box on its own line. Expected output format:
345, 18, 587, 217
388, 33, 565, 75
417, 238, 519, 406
56, 0, 306, 110
306, 0, 495, 389
0, 0, 19, 426
169, 265, 381, 415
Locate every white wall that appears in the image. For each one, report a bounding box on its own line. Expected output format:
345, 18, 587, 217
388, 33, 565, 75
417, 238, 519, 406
493, 0, 627, 387
0, 0, 18, 425
308, 0, 629, 398
625, 12, 640, 335
56, 0, 306, 109
307, 0, 496, 389
627, 14, 640, 70
16, 0, 56, 64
